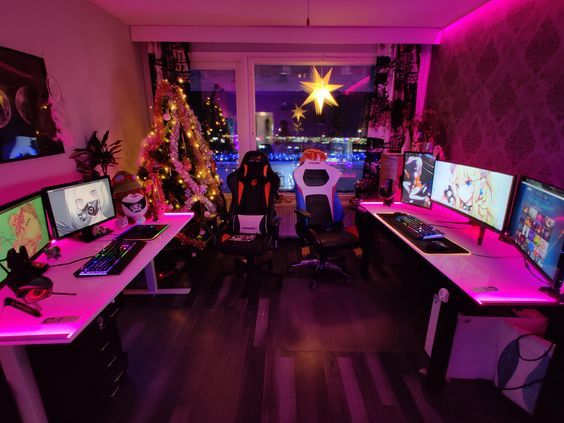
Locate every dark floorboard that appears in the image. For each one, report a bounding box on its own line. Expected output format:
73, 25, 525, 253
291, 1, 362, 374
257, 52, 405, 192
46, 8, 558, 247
101, 239, 533, 423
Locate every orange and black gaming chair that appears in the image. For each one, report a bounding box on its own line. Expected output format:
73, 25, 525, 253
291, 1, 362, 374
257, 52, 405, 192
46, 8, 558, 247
218, 150, 281, 297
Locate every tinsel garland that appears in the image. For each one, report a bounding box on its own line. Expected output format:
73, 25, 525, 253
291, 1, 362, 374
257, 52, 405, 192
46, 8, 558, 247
140, 80, 223, 216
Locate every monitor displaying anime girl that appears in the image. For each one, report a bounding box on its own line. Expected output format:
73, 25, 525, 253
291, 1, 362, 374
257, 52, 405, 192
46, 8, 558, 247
0, 193, 50, 280
401, 152, 436, 209
43, 176, 115, 239
431, 161, 514, 231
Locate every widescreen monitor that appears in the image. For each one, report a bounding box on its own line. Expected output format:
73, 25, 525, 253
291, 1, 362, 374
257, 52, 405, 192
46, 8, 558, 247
0, 193, 50, 280
431, 161, 514, 231
43, 176, 115, 239
401, 152, 436, 209
507, 177, 563, 284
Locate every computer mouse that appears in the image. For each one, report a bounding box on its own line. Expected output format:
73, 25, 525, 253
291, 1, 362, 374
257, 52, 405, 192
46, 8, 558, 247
427, 240, 448, 251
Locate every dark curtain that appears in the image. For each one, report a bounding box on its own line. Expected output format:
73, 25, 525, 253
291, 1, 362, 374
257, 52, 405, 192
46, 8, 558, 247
147, 42, 191, 95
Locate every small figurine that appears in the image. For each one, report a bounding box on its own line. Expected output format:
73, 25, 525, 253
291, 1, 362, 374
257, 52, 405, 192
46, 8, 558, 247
111, 171, 148, 228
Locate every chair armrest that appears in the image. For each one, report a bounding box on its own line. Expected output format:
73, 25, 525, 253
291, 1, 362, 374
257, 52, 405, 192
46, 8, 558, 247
294, 209, 311, 218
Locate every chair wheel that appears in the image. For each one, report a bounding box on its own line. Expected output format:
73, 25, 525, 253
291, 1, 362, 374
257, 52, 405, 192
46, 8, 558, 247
345, 278, 352, 285
310, 280, 317, 289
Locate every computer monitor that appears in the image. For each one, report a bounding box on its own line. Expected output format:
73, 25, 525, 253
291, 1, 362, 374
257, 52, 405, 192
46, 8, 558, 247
431, 161, 514, 232
506, 177, 563, 286
401, 152, 436, 209
43, 176, 115, 240
0, 193, 50, 281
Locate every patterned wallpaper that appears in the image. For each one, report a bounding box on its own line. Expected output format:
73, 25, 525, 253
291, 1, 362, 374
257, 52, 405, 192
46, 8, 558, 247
425, 0, 564, 188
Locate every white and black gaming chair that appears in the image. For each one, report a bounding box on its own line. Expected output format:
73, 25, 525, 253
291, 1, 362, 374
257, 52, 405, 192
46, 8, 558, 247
290, 159, 360, 288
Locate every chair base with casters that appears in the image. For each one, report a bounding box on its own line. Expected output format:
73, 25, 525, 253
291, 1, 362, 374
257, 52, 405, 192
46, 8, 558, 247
289, 211, 360, 289
219, 236, 282, 298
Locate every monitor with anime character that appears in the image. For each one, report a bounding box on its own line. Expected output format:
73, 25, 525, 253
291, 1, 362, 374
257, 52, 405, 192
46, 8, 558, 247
506, 177, 563, 288
401, 152, 436, 209
0, 193, 50, 281
43, 176, 115, 240
430, 161, 514, 232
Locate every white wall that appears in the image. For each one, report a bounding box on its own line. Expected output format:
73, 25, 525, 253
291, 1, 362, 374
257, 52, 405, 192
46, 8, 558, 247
0, 0, 149, 203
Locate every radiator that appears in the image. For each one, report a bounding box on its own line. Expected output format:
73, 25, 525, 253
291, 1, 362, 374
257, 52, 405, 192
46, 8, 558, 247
276, 200, 298, 238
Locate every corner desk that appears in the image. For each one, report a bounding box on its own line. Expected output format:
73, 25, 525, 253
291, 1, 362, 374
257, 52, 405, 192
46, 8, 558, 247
357, 201, 563, 418
0, 212, 193, 423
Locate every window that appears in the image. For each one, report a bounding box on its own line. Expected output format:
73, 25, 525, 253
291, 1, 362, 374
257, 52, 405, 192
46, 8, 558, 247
254, 64, 374, 191
189, 69, 238, 190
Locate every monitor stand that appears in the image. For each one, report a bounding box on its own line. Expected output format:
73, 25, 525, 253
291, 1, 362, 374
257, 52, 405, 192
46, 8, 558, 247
539, 283, 563, 302
468, 221, 486, 246
79, 225, 113, 242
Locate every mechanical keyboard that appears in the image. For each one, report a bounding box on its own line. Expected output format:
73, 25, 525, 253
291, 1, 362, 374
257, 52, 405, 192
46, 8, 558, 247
391, 212, 444, 240
76, 239, 146, 277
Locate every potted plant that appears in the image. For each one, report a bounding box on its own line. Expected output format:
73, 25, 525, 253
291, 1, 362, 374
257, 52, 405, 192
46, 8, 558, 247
70, 130, 122, 179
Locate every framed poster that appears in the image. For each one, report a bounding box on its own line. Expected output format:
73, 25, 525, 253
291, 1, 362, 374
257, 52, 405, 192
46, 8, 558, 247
0, 46, 64, 163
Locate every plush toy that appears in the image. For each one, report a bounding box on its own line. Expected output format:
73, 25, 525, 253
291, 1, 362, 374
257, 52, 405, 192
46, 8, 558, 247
111, 171, 148, 227
299, 148, 327, 164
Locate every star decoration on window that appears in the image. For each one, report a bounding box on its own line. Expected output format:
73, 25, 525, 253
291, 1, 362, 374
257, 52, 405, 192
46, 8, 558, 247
291, 104, 306, 122
300, 66, 343, 115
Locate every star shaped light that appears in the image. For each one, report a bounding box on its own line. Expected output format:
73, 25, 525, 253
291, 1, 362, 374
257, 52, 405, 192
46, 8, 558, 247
291, 104, 306, 122
300, 66, 343, 115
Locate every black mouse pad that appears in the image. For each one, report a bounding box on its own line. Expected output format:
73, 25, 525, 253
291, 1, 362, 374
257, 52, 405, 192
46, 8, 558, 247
118, 224, 168, 240
378, 214, 470, 255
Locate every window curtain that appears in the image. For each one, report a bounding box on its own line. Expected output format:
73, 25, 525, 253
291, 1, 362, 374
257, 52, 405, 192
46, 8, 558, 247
147, 42, 192, 96
358, 45, 420, 196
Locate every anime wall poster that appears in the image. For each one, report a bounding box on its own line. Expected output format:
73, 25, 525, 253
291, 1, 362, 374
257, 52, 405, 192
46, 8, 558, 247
431, 161, 514, 231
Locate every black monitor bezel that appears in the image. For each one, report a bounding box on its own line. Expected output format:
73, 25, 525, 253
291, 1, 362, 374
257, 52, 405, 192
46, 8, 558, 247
0, 191, 51, 262
400, 151, 436, 209
505, 175, 564, 284
431, 159, 515, 233
42, 176, 115, 240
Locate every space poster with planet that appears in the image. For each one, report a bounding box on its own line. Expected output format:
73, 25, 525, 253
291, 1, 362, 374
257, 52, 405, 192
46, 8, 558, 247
0, 46, 64, 163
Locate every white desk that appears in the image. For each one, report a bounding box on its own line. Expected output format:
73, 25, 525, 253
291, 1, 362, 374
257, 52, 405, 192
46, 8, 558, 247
358, 201, 562, 400
360, 201, 557, 307
0, 212, 193, 423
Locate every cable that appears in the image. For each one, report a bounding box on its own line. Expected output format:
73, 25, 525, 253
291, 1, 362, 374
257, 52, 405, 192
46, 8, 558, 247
523, 258, 550, 284
499, 378, 545, 391
48, 256, 94, 268
515, 333, 554, 362
470, 253, 522, 259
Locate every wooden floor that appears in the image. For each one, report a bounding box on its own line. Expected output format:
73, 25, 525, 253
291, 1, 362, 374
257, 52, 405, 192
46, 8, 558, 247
102, 239, 533, 423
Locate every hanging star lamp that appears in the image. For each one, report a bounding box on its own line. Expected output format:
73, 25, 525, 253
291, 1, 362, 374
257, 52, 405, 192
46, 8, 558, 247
300, 66, 343, 115
291, 104, 306, 122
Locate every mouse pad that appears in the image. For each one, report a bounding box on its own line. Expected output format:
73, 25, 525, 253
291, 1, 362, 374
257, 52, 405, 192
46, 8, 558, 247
378, 213, 470, 255
118, 224, 168, 240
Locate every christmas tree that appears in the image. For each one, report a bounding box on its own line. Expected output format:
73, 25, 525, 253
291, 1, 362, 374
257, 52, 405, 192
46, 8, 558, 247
138, 80, 225, 247
199, 93, 236, 157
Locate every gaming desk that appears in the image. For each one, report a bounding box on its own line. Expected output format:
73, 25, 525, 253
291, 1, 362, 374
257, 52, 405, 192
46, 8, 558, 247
357, 201, 562, 412
0, 212, 193, 423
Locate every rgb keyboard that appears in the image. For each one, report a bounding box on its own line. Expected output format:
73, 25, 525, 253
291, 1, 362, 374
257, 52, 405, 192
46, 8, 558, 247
76, 239, 146, 277
392, 213, 444, 240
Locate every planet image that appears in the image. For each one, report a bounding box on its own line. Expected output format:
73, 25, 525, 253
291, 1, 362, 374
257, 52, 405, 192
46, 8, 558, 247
15, 86, 38, 125
0, 89, 11, 129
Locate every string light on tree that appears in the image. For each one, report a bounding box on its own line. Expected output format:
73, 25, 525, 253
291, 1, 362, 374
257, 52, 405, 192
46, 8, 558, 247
300, 66, 343, 115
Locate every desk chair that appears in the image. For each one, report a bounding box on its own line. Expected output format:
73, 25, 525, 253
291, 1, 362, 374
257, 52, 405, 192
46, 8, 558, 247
218, 151, 281, 297
290, 159, 360, 288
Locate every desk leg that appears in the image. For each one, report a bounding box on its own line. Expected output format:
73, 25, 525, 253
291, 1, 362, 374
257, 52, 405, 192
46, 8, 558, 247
124, 260, 191, 295
0, 346, 48, 423
425, 291, 459, 392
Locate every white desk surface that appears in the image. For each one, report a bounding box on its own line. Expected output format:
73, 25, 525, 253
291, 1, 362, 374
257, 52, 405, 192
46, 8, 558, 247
0, 213, 193, 346
360, 201, 559, 307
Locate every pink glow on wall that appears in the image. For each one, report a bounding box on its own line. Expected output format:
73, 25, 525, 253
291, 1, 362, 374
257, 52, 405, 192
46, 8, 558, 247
441, 0, 499, 34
